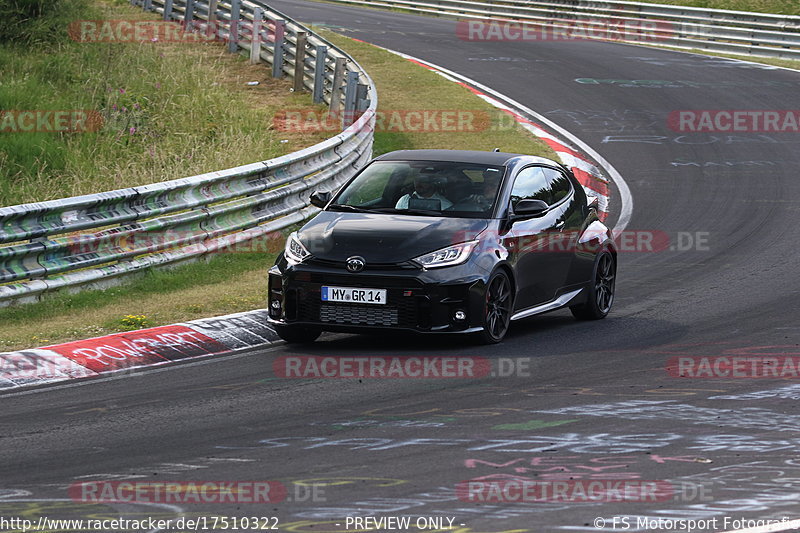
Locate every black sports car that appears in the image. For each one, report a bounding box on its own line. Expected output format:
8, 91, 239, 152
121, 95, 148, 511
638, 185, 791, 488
268, 149, 616, 344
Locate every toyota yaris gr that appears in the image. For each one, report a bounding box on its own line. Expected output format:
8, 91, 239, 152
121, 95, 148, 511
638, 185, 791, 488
268, 149, 616, 344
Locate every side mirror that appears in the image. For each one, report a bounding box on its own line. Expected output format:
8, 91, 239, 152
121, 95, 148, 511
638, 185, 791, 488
310, 190, 332, 208
512, 199, 549, 217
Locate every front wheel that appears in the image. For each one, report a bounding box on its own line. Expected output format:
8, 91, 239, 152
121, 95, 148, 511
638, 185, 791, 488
476, 270, 513, 344
274, 324, 321, 344
571, 249, 616, 320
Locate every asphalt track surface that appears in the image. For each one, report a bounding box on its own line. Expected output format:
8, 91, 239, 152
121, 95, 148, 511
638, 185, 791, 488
3, 2, 800, 532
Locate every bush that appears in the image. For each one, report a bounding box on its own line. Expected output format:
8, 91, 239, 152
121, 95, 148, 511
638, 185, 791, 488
0, 0, 93, 45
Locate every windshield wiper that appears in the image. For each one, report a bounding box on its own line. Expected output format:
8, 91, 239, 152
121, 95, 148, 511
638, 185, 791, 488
381, 207, 442, 217
369, 207, 441, 216
326, 204, 371, 213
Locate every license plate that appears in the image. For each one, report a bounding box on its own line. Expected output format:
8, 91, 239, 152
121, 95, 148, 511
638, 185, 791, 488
321, 286, 387, 305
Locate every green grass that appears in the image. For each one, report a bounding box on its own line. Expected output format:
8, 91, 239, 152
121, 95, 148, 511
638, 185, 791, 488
0, 0, 92, 45
0, 8, 554, 350
632, 0, 799, 16
0, 0, 330, 206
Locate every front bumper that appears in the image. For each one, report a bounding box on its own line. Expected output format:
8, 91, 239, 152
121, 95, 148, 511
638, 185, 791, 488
267, 260, 490, 334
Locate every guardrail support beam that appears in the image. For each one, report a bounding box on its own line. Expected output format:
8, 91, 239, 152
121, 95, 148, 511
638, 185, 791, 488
271, 20, 286, 78
313, 45, 328, 103
228, 0, 242, 54
250, 8, 264, 64
163, 0, 173, 20
293, 32, 308, 92
356, 83, 369, 112
329, 57, 346, 115
342, 71, 359, 128
184, 0, 195, 25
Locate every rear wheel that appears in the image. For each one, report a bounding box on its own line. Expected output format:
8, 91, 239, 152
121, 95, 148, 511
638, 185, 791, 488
476, 270, 513, 344
571, 249, 615, 320
275, 324, 321, 344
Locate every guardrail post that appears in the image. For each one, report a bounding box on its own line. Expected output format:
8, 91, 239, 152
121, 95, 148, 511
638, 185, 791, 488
293, 32, 308, 92
342, 70, 359, 128
312, 45, 327, 103
250, 8, 264, 63
184, 0, 195, 25
163, 0, 173, 20
329, 57, 346, 115
356, 83, 368, 112
271, 20, 286, 78
228, 0, 242, 53
207, 0, 219, 40
143, 0, 152, 11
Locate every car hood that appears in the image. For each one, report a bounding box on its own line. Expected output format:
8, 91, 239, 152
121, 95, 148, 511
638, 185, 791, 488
299, 212, 490, 263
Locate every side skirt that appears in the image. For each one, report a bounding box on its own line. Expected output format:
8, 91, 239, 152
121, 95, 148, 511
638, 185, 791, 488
510, 289, 583, 321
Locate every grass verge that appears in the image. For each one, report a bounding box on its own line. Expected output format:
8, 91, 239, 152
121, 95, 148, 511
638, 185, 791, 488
0, 11, 554, 351
632, 0, 799, 16
0, 0, 330, 206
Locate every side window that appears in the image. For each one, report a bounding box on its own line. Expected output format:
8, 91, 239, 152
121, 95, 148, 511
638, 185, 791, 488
510, 166, 552, 207
545, 168, 572, 204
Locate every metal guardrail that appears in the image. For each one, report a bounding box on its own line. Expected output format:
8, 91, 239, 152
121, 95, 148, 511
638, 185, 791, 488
321, 0, 800, 59
0, 0, 377, 306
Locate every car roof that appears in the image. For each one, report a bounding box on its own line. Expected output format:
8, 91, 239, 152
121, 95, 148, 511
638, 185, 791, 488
374, 149, 560, 168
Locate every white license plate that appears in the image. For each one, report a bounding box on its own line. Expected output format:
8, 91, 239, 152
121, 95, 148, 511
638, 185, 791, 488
321, 286, 387, 305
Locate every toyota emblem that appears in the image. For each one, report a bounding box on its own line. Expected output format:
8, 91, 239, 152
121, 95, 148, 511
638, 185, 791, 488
346, 256, 366, 273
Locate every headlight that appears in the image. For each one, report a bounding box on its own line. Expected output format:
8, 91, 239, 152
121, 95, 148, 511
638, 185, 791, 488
413, 240, 478, 269
284, 231, 311, 265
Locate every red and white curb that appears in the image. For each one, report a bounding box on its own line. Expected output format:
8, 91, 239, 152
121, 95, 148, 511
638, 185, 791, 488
0, 310, 276, 390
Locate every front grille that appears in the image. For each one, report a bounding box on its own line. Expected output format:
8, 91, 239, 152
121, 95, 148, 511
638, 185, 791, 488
320, 304, 399, 326
306, 258, 418, 270
290, 279, 424, 329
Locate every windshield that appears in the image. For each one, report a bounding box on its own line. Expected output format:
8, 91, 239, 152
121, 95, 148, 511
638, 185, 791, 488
332, 160, 505, 218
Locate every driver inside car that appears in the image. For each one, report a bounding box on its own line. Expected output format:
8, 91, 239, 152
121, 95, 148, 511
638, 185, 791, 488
476, 168, 502, 209
395, 172, 453, 210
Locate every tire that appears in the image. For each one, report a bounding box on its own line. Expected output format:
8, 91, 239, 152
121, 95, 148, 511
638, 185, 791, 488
275, 324, 321, 344
571, 248, 616, 320
476, 270, 513, 344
